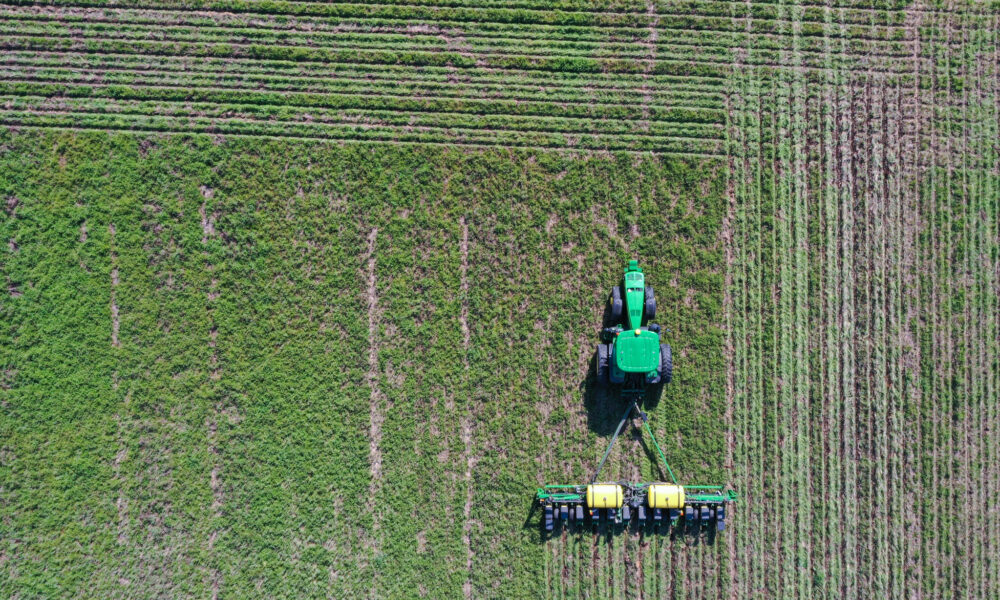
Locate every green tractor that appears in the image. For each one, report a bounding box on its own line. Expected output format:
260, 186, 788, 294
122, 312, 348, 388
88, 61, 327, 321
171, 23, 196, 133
595, 260, 672, 394
535, 258, 738, 536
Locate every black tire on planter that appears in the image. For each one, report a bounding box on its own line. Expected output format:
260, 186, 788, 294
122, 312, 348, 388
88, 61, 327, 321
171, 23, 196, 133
644, 286, 656, 321
595, 343, 610, 384
610, 286, 623, 321
659, 343, 673, 384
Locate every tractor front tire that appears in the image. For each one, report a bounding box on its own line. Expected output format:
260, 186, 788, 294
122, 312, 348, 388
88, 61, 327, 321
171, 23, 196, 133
595, 344, 610, 384
644, 286, 656, 321
659, 343, 672, 384
610, 286, 623, 321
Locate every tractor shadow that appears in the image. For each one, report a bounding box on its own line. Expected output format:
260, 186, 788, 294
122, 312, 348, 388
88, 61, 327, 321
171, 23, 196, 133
581, 351, 665, 437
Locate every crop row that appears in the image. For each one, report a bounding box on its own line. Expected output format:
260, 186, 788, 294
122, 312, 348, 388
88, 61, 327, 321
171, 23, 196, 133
0, 17, 926, 68
0, 89, 725, 141
0, 0, 929, 31
0, 79, 726, 125
0, 109, 724, 154
0, 20, 665, 60
726, 4, 1000, 600
0, 34, 731, 78
0, 65, 727, 112
1, 33, 938, 81
0, 6, 929, 48
0, 64, 727, 112
1, 49, 728, 92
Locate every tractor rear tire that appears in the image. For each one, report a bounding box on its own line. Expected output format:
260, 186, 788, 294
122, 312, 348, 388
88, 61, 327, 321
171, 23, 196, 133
595, 344, 610, 384
644, 286, 656, 321
610, 286, 623, 321
659, 343, 672, 384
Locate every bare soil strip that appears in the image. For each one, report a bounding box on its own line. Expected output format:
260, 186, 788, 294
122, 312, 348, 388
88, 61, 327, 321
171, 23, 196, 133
363, 226, 383, 598
458, 216, 474, 600
109, 222, 120, 347
200, 186, 224, 600
109, 221, 129, 549
112, 414, 128, 546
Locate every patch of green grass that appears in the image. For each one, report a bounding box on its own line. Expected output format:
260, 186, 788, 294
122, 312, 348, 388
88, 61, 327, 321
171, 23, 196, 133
1, 130, 727, 598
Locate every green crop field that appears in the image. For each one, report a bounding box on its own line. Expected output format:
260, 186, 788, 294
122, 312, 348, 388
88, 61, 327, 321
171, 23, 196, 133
1, 1, 998, 599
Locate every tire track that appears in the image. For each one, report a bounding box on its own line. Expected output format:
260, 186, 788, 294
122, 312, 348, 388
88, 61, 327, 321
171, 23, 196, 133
199, 186, 224, 600
109, 222, 120, 348
458, 215, 474, 600
363, 226, 384, 599
108, 219, 129, 551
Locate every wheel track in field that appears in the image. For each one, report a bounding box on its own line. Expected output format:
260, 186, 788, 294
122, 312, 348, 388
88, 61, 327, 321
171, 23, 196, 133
108, 220, 128, 551
362, 226, 384, 598
199, 186, 225, 600
458, 214, 474, 600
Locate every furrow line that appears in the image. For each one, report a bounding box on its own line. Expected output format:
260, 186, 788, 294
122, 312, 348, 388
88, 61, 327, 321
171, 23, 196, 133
1, 49, 731, 90
942, 6, 957, 596
0, 66, 728, 109
0, 121, 728, 157
0, 35, 729, 77
0, 79, 728, 127
0, 6, 962, 49
789, 4, 812, 596
0, 104, 725, 150
901, 3, 924, 596
825, 25, 839, 600
0, 0, 962, 31
839, 6, 858, 596
0, 35, 934, 77
0, 12, 947, 55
